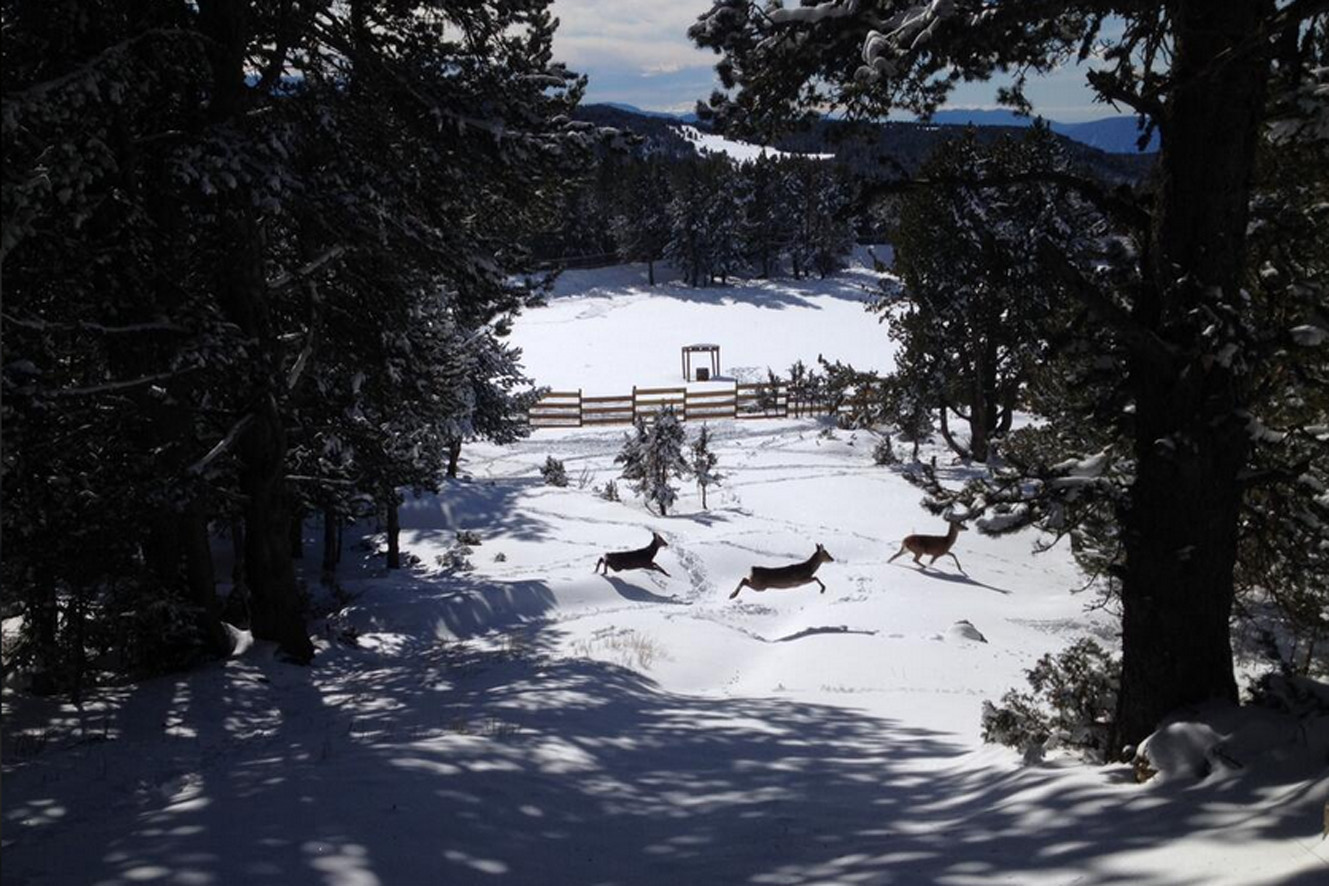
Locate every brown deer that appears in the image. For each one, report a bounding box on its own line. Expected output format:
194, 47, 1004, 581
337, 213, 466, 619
596, 531, 670, 576
730, 544, 834, 599
887, 521, 967, 571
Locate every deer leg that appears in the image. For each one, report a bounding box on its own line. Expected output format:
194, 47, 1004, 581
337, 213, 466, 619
914, 552, 925, 566
887, 545, 906, 564
649, 562, 671, 577
815, 578, 826, 594
946, 552, 963, 572
595, 557, 605, 574
730, 578, 750, 600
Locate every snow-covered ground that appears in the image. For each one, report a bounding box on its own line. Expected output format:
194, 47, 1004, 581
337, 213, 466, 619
4, 261, 1326, 886
677, 124, 835, 163
519, 247, 895, 394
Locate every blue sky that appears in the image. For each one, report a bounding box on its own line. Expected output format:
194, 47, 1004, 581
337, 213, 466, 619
550, 1, 1116, 123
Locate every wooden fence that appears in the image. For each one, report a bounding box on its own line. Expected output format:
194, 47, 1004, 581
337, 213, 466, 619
530, 381, 810, 428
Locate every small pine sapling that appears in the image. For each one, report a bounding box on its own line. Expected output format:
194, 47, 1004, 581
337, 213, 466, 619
980, 638, 1119, 763
540, 456, 568, 487
873, 436, 897, 466
616, 407, 689, 515
690, 424, 724, 509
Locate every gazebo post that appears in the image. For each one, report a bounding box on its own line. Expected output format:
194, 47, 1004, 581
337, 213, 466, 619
681, 343, 721, 383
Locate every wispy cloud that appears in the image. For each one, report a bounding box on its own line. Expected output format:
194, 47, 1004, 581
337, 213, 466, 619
551, 0, 1107, 122
640, 62, 686, 78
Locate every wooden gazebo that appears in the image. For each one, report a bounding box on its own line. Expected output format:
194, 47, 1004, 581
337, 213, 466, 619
682, 344, 721, 382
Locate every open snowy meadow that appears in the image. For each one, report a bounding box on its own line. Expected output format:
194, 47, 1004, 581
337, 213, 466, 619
4, 254, 1326, 886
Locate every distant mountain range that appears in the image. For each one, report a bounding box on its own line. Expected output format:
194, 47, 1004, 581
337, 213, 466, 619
575, 104, 1156, 185
598, 102, 700, 124
927, 109, 1159, 154
590, 103, 1157, 156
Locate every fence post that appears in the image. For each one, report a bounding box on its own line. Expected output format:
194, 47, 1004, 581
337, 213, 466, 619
632, 385, 638, 422
733, 379, 739, 420
577, 388, 583, 428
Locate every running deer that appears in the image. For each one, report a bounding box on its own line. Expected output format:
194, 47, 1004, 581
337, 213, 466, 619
887, 521, 968, 571
730, 544, 834, 599
596, 531, 670, 576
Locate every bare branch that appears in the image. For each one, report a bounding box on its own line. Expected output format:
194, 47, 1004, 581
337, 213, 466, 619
50, 368, 195, 398
266, 245, 346, 290
858, 170, 1151, 235
1036, 238, 1174, 365
188, 413, 254, 475
1, 28, 203, 106
2, 313, 187, 335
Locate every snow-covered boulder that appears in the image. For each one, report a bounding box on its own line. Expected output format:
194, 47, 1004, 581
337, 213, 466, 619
946, 619, 988, 643
1134, 696, 1329, 784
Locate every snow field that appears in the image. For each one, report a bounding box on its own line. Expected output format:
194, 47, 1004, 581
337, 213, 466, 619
519, 248, 896, 394
3, 258, 1326, 886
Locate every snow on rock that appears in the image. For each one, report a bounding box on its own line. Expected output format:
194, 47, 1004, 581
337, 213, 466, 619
223, 622, 255, 657
1136, 719, 1229, 782
1136, 700, 1329, 786
1290, 324, 1326, 346
947, 619, 988, 643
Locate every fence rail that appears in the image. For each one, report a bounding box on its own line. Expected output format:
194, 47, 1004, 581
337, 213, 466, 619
529, 380, 864, 428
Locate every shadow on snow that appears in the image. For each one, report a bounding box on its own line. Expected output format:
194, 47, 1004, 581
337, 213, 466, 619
5, 620, 1322, 886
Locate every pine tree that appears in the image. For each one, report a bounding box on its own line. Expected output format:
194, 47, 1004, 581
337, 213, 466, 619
740, 155, 794, 277
809, 167, 858, 279
881, 126, 1078, 462
690, 425, 725, 510
665, 156, 745, 287
616, 407, 690, 516
612, 160, 673, 285
689, 0, 1329, 748
666, 164, 710, 287
2, 0, 593, 677
705, 161, 747, 284
614, 418, 649, 495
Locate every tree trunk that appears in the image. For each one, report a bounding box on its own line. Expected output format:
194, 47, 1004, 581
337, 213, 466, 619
1113, 0, 1267, 753
199, 0, 312, 664
321, 508, 338, 585
145, 510, 226, 657
996, 385, 1016, 437
648, 258, 656, 286
937, 405, 970, 460
183, 507, 229, 655
446, 439, 462, 478
386, 498, 401, 570
230, 517, 246, 599
967, 338, 992, 463
240, 398, 313, 663
29, 564, 59, 696
289, 506, 304, 559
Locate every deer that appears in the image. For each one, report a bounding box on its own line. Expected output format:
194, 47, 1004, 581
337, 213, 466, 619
887, 520, 968, 571
596, 531, 670, 577
730, 544, 834, 599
